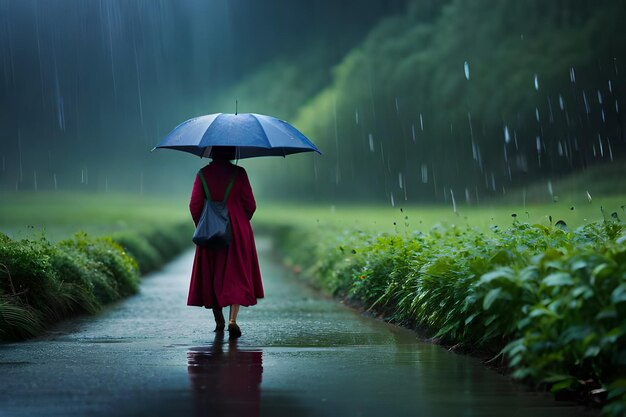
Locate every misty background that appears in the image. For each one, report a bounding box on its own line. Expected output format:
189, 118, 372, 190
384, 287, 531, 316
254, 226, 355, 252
0, 0, 624, 203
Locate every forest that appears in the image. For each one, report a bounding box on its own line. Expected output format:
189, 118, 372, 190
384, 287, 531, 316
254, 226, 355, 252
0, 0, 624, 203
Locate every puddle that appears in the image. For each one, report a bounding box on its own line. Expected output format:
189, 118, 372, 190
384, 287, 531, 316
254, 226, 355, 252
188, 334, 263, 417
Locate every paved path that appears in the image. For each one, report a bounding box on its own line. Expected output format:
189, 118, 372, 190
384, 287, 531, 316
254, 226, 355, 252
0, 239, 592, 417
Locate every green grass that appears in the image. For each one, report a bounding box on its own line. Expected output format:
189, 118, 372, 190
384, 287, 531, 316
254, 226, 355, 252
256, 195, 626, 234
0, 191, 194, 342
2, 189, 626, 416
253, 192, 626, 417
265, 212, 626, 416
0, 192, 189, 240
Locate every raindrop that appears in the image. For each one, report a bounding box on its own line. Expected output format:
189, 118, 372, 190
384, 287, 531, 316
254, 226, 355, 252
536, 136, 542, 152
608, 139, 614, 161
582, 90, 590, 114
419, 113, 424, 131
597, 90, 603, 104
503, 125, 511, 144
421, 164, 428, 183
53, 173, 57, 190
403, 178, 408, 201
570, 67, 576, 83
558, 142, 563, 156
355, 109, 359, 125
586, 191, 592, 203
56, 93, 65, 130
395, 97, 399, 115
411, 124, 416, 142
450, 189, 457, 213
616, 99, 619, 113
17, 129, 23, 182
33, 171, 38, 192
608, 80, 613, 94
598, 134, 604, 157
535, 108, 540, 122
464, 61, 470, 80
398, 172, 403, 189
559, 95, 565, 110
547, 180, 553, 197
368, 133, 374, 152
134, 46, 144, 126
534, 74, 539, 91
465, 188, 470, 203
601, 109, 606, 123
491, 173, 496, 191
547, 97, 554, 123
390, 192, 395, 207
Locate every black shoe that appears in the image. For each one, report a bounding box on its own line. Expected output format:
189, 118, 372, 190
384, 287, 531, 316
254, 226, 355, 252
228, 322, 241, 339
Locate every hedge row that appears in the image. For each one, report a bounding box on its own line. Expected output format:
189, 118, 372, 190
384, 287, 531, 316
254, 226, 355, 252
270, 219, 626, 416
0, 220, 193, 342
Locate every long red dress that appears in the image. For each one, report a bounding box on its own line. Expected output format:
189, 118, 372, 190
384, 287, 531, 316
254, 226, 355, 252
187, 160, 264, 308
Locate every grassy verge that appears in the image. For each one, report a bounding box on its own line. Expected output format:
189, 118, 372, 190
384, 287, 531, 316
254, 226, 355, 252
257, 204, 626, 416
0, 192, 194, 342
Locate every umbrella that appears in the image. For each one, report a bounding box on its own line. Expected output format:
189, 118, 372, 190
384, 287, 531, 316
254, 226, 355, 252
153, 113, 320, 159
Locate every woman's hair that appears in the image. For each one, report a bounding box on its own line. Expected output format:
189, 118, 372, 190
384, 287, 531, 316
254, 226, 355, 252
211, 146, 237, 160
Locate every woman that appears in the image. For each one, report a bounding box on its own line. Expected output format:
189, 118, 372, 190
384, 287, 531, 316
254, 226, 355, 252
187, 146, 264, 339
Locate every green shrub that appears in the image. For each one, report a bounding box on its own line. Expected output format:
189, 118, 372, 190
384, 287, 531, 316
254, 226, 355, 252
112, 232, 161, 273
0, 220, 192, 342
268, 218, 626, 415
0, 234, 71, 322
0, 295, 42, 341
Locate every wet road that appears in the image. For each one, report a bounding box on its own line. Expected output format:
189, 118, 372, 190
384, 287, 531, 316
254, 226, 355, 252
0, 239, 592, 417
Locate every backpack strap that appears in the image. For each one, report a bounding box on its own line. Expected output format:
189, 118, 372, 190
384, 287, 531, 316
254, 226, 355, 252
222, 172, 237, 203
198, 171, 211, 200
198, 170, 237, 203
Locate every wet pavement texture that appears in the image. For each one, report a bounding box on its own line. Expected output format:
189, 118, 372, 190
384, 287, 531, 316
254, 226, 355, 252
0, 238, 594, 417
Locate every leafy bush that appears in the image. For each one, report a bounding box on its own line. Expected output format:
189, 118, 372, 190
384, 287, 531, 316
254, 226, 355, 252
270, 218, 626, 415
0, 220, 192, 342
111, 232, 161, 274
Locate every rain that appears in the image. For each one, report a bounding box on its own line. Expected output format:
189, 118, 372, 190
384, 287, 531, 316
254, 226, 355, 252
0, 0, 622, 207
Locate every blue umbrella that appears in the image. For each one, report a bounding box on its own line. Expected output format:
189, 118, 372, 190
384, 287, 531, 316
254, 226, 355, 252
154, 113, 320, 159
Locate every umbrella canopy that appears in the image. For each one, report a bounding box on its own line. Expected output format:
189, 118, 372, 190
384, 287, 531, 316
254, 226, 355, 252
154, 113, 320, 159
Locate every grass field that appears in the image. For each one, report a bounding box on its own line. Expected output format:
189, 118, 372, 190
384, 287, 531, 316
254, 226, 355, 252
0, 191, 193, 341
2, 189, 626, 414
0, 192, 189, 241
1, 191, 625, 239
255, 195, 626, 234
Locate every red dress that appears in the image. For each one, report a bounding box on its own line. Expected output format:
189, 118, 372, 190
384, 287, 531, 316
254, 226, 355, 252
187, 160, 264, 308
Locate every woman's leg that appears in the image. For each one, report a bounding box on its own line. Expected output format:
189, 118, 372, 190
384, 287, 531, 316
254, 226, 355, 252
212, 307, 225, 332
228, 305, 242, 338
229, 304, 240, 323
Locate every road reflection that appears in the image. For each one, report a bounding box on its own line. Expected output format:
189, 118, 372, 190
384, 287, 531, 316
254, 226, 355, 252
187, 334, 263, 417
